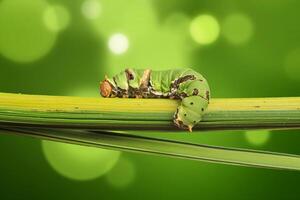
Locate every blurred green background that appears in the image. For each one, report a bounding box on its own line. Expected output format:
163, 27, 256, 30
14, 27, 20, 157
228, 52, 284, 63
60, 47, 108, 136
0, 0, 300, 199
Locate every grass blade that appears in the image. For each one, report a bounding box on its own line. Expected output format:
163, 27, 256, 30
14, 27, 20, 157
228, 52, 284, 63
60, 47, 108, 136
2, 127, 300, 171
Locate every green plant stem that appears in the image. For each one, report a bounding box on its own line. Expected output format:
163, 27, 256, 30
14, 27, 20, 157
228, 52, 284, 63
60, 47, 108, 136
0, 92, 299, 131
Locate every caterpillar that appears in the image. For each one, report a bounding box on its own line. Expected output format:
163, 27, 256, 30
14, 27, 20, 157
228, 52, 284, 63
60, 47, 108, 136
99, 68, 210, 132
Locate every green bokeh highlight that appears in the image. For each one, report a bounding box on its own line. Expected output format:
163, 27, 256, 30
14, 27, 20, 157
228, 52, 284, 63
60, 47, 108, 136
42, 140, 121, 181
190, 14, 220, 45
106, 157, 136, 189
43, 4, 71, 33
245, 130, 271, 146
0, 0, 56, 62
222, 13, 254, 45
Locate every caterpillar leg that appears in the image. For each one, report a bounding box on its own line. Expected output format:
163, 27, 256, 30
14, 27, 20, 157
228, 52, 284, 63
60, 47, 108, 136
173, 95, 208, 132
139, 69, 152, 97
125, 68, 152, 98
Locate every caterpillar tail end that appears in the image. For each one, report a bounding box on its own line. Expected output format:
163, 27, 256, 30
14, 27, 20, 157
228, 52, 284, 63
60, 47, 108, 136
173, 108, 194, 132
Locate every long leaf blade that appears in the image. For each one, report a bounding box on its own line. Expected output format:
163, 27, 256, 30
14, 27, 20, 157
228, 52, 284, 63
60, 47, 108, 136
2, 127, 300, 171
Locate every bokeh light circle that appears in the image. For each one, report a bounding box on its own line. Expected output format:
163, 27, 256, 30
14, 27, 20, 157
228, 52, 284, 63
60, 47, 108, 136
245, 130, 271, 146
108, 33, 129, 55
284, 49, 300, 81
81, 0, 101, 20
42, 140, 121, 181
222, 13, 254, 45
43, 4, 71, 33
0, 0, 56, 63
106, 157, 136, 188
189, 14, 220, 45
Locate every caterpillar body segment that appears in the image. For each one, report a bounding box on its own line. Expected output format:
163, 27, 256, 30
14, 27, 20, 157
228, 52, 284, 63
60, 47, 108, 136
99, 68, 210, 131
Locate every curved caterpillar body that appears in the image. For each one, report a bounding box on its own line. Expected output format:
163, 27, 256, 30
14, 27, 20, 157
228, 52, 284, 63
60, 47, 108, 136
99, 68, 210, 131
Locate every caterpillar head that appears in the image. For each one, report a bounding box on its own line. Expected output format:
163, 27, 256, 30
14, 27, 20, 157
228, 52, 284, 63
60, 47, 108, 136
173, 96, 208, 132
99, 76, 117, 97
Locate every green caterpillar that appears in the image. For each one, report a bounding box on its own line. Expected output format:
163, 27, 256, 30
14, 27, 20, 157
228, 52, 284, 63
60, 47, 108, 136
99, 68, 210, 131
